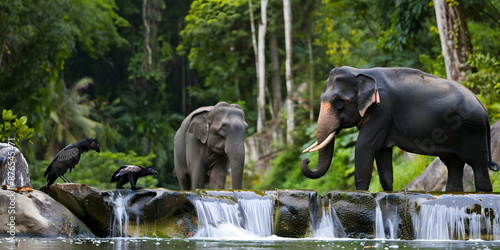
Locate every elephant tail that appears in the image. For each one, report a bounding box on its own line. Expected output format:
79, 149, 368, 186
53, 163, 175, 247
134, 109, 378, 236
486, 121, 500, 172
490, 162, 500, 172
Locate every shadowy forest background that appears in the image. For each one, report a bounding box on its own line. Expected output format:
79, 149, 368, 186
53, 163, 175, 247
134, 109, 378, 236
1, 0, 500, 193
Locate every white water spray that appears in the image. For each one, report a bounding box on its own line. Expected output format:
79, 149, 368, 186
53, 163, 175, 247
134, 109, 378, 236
309, 197, 345, 238
413, 194, 500, 240
375, 203, 385, 239
109, 191, 136, 237
192, 192, 274, 239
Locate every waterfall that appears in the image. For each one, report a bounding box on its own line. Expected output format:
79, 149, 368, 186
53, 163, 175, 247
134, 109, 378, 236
374, 195, 399, 239
192, 191, 274, 239
309, 195, 345, 238
413, 194, 500, 240
108, 190, 141, 237
375, 203, 385, 239
109, 191, 136, 237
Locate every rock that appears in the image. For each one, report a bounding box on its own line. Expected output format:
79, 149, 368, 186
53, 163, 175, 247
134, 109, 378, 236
41, 183, 112, 237
0, 189, 95, 238
374, 191, 436, 240
265, 189, 314, 238
328, 191, 376, 238
130, 189, 197, 238
43, 183, 196, 238
0, 143, 31, 188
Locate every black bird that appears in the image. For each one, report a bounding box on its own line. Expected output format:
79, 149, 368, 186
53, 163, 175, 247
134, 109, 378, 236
44, 138, 100, 187
110, 165, 158, 189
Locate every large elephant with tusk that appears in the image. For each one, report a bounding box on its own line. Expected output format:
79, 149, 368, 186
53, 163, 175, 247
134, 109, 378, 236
301, 66, 499, 192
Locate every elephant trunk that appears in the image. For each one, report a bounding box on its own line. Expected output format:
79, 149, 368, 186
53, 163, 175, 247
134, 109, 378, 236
225, 132, 246, 189
301, 139, 335, 179
301, 101, 339, 179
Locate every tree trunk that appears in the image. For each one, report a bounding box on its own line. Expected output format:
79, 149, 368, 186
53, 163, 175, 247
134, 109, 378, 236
308, 30, 314, 126
248, 0, 259, 86
433, 0, 472, 82
257, 0, 268, 133
283, 0, 294, 144
270, 32, 281, 122
142, 0, 152, 73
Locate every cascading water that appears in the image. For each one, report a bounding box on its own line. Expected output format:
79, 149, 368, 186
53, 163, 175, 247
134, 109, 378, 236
191, 191, 274, 239
375, 203, 386, 239
374, 196, 399, 239
109, 191, 136, 237
309, 194, 345, 238
412, 194, 500, 240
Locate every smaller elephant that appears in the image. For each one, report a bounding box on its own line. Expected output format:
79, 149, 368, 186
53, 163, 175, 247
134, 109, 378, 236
174, 102, 248, 190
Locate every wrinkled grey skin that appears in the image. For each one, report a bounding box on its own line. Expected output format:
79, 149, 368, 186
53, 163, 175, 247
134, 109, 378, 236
174, 102, 248, 190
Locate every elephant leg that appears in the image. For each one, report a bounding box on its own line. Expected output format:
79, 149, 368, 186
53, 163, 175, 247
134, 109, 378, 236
467, 158, 493, 192
441, 157, 465, 192
177, 172, 191, 191
190, 162, 207, 190
209, 158, 229, 189
354, 144, 377, 190
375, 147, 393, 191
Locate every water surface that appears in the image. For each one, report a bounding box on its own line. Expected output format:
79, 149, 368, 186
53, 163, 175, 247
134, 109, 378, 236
2, 238, 500, 250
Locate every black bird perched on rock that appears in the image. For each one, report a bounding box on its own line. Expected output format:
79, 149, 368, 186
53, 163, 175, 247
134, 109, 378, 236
44, 138, 100, 187
110, 165, 158, 189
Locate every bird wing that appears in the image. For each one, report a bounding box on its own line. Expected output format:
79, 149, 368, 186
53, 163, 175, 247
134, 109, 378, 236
56, 147, 81, 172
44, 146, 81, 185
110, 165, 141, 182
46, 147, 80, 175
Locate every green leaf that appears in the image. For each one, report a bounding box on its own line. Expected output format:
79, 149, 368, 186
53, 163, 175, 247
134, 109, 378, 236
19, 116, 28, 125
17, 125, 28, 134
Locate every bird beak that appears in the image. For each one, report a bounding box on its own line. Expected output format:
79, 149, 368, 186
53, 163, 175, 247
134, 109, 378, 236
95, 145, 101, 153
154, 170, 158, 175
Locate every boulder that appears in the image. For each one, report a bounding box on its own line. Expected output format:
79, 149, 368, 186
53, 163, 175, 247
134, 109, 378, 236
41, 183, 112, 237
328, 191, 376, 238
0, 143, 31, 188
0, 189, 94, 238
265, 189, 314, 238
42, 183, 196, 238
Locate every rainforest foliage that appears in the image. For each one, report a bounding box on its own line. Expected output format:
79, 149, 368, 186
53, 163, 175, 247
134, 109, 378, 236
1, 0, 500, 192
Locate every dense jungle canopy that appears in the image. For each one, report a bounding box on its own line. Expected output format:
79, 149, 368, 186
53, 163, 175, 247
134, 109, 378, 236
1, 0, 500, 192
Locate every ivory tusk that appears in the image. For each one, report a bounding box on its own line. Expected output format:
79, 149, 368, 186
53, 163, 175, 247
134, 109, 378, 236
309, 132, 336, 152
302, 141, 318, 153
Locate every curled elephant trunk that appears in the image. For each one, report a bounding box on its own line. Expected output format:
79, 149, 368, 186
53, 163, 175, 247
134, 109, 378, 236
301, 132, 335, 179
301, 101, 339, 179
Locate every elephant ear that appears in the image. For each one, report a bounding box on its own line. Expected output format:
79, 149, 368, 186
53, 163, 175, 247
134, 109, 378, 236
187, 107, 212, 144
356, 73, 380, 117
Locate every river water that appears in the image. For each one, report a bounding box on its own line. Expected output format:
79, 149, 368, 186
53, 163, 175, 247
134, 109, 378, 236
2, 237, 500, 249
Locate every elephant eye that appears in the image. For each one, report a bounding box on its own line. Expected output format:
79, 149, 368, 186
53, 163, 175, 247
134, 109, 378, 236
218, 127, 228, 137
335, 100, 345, 109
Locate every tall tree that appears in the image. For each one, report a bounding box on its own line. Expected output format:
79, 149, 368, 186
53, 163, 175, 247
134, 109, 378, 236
433, 0, 472, 81
257, 0, 268, 133
283, 0, 294, 143
269, 31, 281, 122
248, 0, 259, 103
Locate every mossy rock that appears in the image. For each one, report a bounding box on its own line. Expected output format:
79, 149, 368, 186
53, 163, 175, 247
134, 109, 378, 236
328, 190, 376, 238
267, 189, 315, 238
